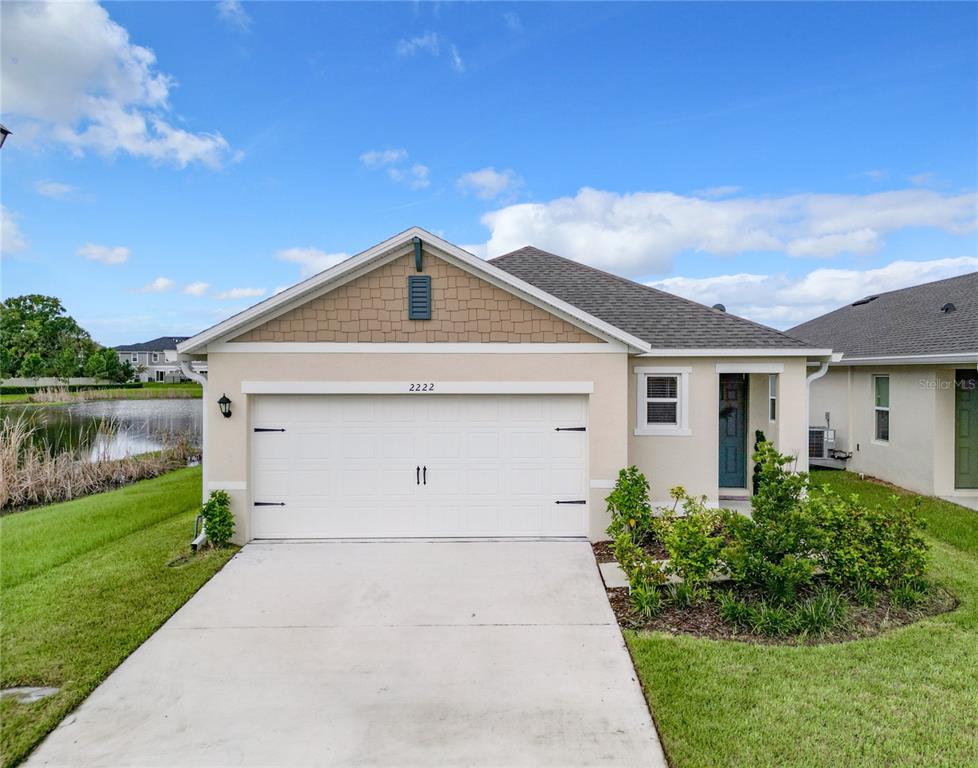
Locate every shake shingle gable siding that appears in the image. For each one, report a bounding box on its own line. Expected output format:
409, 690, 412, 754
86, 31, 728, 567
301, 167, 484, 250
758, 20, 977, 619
788, 272, 978, 359
490, 247, 817, 350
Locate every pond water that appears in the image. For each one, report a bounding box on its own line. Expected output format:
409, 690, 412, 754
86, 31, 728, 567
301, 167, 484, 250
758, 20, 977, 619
2, 399, 202, 461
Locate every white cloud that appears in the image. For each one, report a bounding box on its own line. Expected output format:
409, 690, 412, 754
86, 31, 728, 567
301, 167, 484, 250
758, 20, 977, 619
275, 247, 350, 278
909, 171, 939, 187
478, 187, 978, 276
1, 207, 28, 255
388, 163, 430, 190
856, 169, 888, 182
359, 148, 408, 169
457, 167, 522, 200
214, 287, 265, 300
449, 44, 465, 73
34, 180, 77, 199
396, 32, 440, 57
503, 12, 523, 33
78, 242, 129, 265
183, 281, 210, 296
650, 257, 978, 328
461, 242, 489, 260
1, 0, 234, 168
138, 276, 175, 293
693, 185, 741, 199
216, 0, 250, 32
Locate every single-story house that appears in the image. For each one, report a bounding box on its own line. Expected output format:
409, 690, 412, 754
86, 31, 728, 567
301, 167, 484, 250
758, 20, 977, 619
789, 272, 978, 507
177, 228, 831, 544
114, 336, 206, 382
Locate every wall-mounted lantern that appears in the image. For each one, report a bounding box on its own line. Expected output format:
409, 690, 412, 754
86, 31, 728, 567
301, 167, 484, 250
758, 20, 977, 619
218, 393, 232, 418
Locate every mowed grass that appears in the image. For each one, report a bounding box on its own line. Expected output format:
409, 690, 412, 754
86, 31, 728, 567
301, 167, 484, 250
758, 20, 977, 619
0, 382, 202, 405
626, 470, 978, 768
0, 467, 235, 768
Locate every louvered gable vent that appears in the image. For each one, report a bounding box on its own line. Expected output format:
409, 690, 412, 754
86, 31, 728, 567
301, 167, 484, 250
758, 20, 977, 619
407, 275, 432, 320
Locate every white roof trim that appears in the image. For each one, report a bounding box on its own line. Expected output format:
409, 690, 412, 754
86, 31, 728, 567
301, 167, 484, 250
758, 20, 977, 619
637, 348, 832, 358
178, 227, 650, 355
833, 352, 978, 366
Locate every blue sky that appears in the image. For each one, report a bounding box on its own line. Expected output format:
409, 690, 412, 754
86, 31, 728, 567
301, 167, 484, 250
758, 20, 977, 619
2, 1, 976, 346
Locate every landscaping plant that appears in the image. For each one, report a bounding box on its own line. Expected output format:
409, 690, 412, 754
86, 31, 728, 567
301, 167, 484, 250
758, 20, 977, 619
200, 490, 235, 547
605, 466, 657, 545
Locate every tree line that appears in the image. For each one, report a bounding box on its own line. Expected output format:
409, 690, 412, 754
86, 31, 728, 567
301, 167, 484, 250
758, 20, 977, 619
0, 295, 138, 383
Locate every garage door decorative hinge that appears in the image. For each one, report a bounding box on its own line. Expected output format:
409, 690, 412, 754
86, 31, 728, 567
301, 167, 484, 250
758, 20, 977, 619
554, 499, 587, 505
554, 426, 586, 432
254, 428, 286, 432
254, 501, 286, 506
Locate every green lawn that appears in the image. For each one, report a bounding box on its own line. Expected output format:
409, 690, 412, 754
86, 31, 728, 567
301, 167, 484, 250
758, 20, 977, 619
0, 382, 202, 405
626, 470, 978, 768
0, 467, 235, 768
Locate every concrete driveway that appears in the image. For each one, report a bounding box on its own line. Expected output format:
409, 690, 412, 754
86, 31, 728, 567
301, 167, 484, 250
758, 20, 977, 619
28, 541, 666, 767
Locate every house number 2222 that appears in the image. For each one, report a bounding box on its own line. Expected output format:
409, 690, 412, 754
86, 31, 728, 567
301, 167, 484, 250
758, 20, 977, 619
408, 382, 435, 392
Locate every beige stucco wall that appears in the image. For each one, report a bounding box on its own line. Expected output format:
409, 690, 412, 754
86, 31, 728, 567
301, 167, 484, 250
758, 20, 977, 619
205, 351, 629, 543
626, 357, 809, 506
233, 252, 599, 344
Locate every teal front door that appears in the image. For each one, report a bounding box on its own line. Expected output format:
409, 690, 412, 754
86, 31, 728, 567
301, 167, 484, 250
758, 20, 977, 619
955, 370, 978, 489
719, 373, 748, 488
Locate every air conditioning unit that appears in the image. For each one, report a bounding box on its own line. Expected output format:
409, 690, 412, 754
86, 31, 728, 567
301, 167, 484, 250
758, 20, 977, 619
808, 427, 836, 460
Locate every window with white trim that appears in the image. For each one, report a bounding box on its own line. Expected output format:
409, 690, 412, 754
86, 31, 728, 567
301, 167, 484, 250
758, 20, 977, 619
874, 375, 889, 442
635, 368, 690, 435
152, 352, 160, 363
768, 374, 777, 421
130, 352, 138, 363
156, 370, 165, 382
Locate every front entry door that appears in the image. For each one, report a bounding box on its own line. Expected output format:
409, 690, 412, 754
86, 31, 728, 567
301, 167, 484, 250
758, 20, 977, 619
719, 373, 748, 489
955, 370, 978, 489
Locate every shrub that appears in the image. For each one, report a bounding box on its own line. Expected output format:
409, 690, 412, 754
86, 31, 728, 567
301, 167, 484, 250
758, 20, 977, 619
612, 532, 667, 589
723, 443, 821, 603
752, 429, 766, 495
717, 591, 753, 628
890, 578, 930, 608
850, 580, 878, 608
661, 488, 725, 587
794, 588, 847, 637
665, 581, 708, 608
630, 582, 664, 619
201, 490, 235, 547
809, 486, 928, 588
748, 601, 797, 637
605, 466, 656, 545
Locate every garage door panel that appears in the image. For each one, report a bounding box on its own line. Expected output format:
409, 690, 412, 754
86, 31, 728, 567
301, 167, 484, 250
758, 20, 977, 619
251, 394, 587, 538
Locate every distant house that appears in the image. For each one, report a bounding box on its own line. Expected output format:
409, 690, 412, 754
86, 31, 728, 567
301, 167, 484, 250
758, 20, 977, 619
790, 273, 978, 507
114, 336, 206, 383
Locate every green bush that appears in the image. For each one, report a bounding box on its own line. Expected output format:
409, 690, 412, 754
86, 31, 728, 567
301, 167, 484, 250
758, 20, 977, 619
748, 601, 797, 637
605, 466, 656, 545
630, 582, 664, 619
809, 486, 928, 588
794, 588, 847, 637
752, 429, 766, 495
612, 532, 667, 589
723, 442, 822, 603
717, 591, 753, 627
201, 490, 235, 547
890, 578, 930, 608
661, 488, 725, 587
665, 581, 708, 608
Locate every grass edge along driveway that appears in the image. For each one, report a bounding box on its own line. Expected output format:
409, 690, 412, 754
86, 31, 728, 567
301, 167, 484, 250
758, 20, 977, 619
626, 470, 978, 768
0, 466, 235, 768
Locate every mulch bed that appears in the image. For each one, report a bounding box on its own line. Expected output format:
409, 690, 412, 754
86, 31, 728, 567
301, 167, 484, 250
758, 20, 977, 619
592, 539, 668, 562
598, 543, 959, 645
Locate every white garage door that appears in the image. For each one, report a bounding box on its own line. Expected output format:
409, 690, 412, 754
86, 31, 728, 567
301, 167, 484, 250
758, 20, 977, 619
251, 394, 588, 538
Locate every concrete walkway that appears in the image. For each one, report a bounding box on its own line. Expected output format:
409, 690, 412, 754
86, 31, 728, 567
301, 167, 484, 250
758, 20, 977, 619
27, 541, 666, 767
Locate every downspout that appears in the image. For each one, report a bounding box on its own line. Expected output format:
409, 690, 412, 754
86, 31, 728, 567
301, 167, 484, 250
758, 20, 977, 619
179, 357, 209, 551
804, 353, 842, 469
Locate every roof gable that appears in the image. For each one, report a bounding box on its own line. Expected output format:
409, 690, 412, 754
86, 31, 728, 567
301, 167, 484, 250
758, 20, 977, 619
788, 271, 978, 359
114, 336, 189, 352
491, 247, 818, 351
178, 228, 649, 354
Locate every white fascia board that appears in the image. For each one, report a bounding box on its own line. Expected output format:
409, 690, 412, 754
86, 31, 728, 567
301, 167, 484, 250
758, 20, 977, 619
240, 380, 595, 395
716, 362, 785, 373
637, 348, 832, 357
208, 342, 623, 354
178, 227, 650, 355
834, 352, 978, 366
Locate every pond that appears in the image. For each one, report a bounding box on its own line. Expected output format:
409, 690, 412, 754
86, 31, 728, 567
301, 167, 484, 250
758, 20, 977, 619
1, 399, 202, 461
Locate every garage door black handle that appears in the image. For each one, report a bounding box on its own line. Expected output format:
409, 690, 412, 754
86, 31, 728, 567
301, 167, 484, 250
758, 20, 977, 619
555, 499, 587, 505
423, 466, 427, 485
254, 501, 285, 507
416, 466, 420, 485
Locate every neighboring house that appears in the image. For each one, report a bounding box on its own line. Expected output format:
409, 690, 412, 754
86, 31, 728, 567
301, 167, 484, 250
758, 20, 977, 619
177, 228, 831, 544
114, 336, 206, 382
789, 272, 978, 506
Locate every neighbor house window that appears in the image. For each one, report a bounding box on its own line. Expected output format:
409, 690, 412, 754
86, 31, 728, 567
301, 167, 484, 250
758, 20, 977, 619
768, 374, 777, 421
874, 375, 890, 442
634, 367, 690, 436
130, 353, 138, 363
152, 352, 160, 363
156, 370, 165, 382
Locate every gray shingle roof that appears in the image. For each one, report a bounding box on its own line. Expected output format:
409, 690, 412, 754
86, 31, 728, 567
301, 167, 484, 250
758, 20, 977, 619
490, 247, 819, 350
114, 336, 189, 352
788, 272, 978, 359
